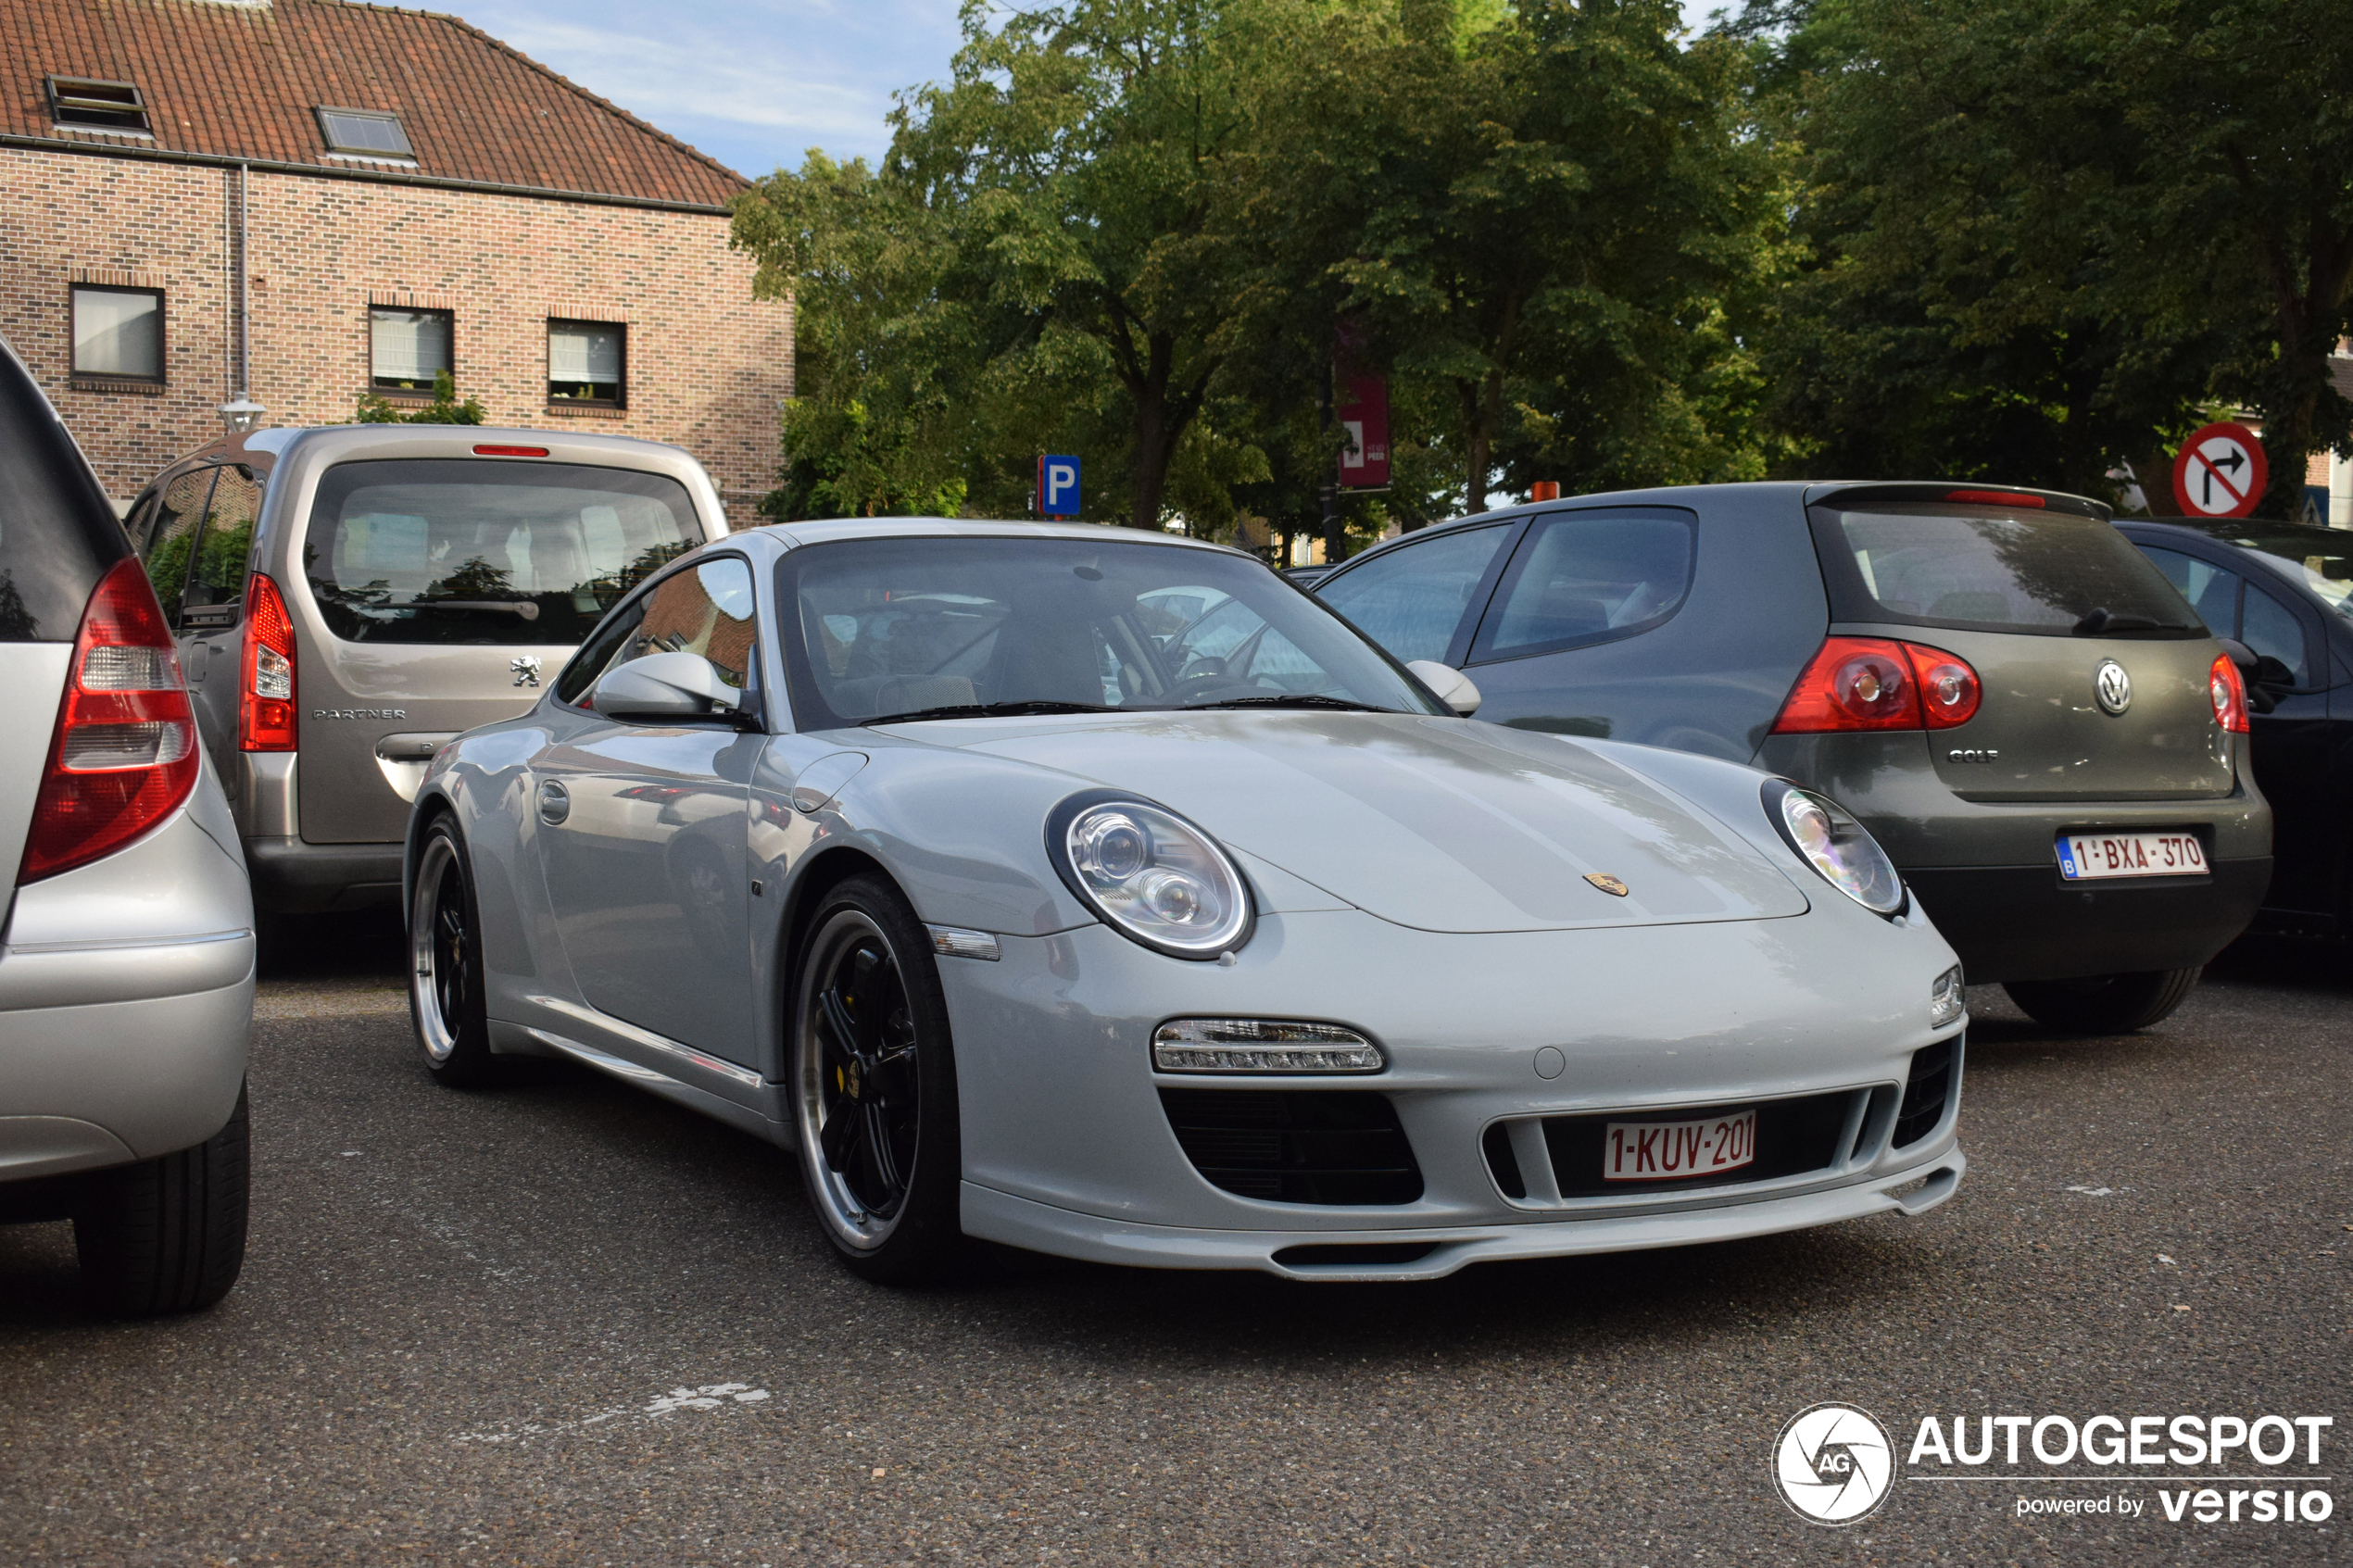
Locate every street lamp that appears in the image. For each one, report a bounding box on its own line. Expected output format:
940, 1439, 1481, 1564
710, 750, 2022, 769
218, 394, 266, 434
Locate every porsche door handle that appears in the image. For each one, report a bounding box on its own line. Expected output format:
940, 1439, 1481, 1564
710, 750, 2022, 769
536, 779, 571, 825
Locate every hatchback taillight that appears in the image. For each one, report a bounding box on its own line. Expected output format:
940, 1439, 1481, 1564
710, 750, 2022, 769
1771, 637, 1982, 734
19, 557, 200, 883
2209, 652, 2249, 734
240, 571, 297, 751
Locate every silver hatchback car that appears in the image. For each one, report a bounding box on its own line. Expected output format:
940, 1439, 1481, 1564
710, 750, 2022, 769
0, 337, 254, 1315
122, 425, 731, 921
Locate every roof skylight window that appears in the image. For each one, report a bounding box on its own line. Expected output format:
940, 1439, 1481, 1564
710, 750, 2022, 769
49, 77, 151, 134
316, 108, 415, 158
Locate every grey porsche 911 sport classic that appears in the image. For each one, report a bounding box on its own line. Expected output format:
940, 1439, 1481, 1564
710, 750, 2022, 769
405, 518, 1968, 1284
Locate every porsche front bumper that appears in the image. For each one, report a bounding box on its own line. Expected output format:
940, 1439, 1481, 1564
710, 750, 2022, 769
934, 905, 1967, 1278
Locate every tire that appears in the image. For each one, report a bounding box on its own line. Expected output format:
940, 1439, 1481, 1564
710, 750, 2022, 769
409, 814, 503, 1087
74, 1084, 250, 1316
790, 874, 969, 1286
2003, 967, 2201, 1035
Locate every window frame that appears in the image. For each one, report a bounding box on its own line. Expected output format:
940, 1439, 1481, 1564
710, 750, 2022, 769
547, 319, 628, 410
2134, 534, 2329, 695
1465, 505, 1700, 667
69, 282, 167, 384
367, 304, 456, 393
315, 107, 416, 159
553, 551, 762, 723
1311, 518, 1527, 671
47, 76, 151, 135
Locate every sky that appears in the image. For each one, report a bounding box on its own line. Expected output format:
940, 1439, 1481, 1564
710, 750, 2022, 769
453, 1, 1725, 180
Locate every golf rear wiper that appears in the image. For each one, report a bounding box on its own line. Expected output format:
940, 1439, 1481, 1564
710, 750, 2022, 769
862, 700, 1114, 725
1177, 694, 1393, 713
2072, 607, 2174, 635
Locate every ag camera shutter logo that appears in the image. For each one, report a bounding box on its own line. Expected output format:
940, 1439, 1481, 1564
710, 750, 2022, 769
1774, 1403, 1895, 1524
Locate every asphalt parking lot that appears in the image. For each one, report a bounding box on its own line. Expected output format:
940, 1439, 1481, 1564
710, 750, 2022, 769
1, 917, 2345, 1567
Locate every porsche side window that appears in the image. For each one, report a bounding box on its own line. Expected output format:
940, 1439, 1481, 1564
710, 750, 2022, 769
623, 558, 758, 687
555, 596, 647, 706
1469, 508, 1696, 663
1316, 523, 1513, 665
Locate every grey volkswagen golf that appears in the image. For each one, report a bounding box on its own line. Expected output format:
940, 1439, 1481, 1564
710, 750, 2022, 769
1313, 483, 2271, 1034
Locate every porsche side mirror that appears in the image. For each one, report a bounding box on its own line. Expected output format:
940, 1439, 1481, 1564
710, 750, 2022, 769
592, 650, 756, 726
1407, 659, 1482, 717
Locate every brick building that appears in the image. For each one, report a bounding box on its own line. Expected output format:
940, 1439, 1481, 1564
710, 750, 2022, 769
1, 0, 791, 514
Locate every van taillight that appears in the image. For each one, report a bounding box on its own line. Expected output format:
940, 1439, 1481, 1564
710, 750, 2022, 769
1772, 637, 1982, 734
19, 557, 200, 883
2208, 652, 2249, 734
240, 571, 297, 751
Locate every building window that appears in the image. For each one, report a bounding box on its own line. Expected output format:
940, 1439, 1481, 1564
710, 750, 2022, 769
49, 77, 150, 134
548, 320, 625, 408
71, 285, 165, 382
370, 306, 452, 391
317, 107, 414, 159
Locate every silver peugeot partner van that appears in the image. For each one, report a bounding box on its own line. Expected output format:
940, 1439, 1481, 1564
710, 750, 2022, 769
122, 427, 731, 918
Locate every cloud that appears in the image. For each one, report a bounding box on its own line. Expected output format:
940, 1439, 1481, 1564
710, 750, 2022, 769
454, 0, 967, 169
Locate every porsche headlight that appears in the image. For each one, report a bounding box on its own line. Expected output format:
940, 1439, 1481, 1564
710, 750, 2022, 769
1765, 781, 1906, 916
1049, 795, 1254, 959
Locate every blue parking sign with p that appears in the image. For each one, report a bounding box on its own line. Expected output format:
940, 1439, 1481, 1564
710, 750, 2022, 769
1038, 455, 1080, 517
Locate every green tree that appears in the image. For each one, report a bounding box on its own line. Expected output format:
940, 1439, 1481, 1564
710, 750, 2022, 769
1742, 0, 2353, 516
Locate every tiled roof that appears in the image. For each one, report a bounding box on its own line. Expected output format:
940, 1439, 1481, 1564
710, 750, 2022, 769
4, 0, 746, 208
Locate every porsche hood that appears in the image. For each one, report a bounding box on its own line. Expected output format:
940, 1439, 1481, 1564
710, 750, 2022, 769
912, 712, 1811, 934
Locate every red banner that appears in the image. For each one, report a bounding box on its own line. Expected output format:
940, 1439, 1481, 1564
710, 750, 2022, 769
1336, 373, 1390, 491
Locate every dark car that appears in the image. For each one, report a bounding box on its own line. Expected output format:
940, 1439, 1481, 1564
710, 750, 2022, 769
1310, 482, 2271, 1033
2119, 517, 2353, 940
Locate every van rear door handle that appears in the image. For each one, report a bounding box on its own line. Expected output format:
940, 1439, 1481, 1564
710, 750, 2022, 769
537, 780, 571, 824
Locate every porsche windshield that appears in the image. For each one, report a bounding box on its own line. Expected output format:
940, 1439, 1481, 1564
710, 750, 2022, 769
779, 535, 1444, 727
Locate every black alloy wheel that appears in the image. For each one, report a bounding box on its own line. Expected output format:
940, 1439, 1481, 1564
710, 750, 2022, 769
409, 816, 501, 1086
792, 875, 967, 1284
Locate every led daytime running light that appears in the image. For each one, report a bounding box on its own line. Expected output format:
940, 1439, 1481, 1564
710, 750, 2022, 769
1152, 1019, 1385, 1073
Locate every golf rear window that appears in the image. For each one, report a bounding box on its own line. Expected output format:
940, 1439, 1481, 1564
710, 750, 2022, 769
304, 459, 702, 645
1808, 501, 2198, 636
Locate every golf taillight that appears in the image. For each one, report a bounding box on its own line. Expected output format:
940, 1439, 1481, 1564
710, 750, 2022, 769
19, 557, 200, 883
240, 571, 297, 751
1905, 644, 1982, 728
2209, 652, 2249, 734
1772, 637, 1981, 733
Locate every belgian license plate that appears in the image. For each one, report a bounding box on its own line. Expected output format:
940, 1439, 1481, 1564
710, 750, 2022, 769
2057, 832, 2208, 881
1603, 1108, 1757, 1183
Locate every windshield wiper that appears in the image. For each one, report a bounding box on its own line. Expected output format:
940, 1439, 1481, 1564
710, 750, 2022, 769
862, 700, 1114, 725
2072, 607, 2173, 635
1176, 694, 1394, 713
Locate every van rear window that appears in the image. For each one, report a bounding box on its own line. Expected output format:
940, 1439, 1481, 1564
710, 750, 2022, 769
1809, 501, 2199, 636
304, 459, 703, 645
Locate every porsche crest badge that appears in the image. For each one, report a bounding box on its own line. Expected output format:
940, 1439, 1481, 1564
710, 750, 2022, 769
1583, 872, 1630, 897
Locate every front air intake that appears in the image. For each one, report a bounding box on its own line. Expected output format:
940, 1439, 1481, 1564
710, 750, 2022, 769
1158, 1089, 1422, 1205
1893, 1038, 1961, 1148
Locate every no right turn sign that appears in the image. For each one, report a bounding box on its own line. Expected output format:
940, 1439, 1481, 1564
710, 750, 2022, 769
2171, 421, 2268, 518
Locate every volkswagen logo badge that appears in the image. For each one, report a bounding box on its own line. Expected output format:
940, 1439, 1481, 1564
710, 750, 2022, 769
1772, 1402, 1894, 1525
2095, 659, 2132, 715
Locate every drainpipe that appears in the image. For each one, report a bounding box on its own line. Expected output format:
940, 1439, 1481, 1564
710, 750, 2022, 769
219, 162, 264, 433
